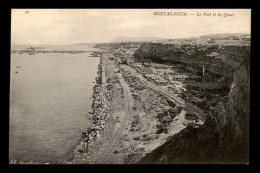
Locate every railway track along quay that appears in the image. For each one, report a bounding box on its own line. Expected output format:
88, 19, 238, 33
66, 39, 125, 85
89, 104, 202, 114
126, 65, 207, 121
91, 55, 206, 163
141, 78, 207, 121
92, 55, 131, 164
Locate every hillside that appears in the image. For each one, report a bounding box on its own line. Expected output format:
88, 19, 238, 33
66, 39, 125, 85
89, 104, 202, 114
138, 56, 250, 164
133, 43, 250, 81
200, 33, 250, 39
71, 43, 99, 46
110, 37, 167, 43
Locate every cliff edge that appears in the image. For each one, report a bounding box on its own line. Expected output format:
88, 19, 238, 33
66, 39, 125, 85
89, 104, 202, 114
138, 55, 250, 164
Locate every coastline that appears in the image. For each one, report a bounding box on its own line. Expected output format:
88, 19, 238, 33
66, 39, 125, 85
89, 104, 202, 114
68, 54, 113, 163
10, 52, 100, 164
69, 52, 193, 164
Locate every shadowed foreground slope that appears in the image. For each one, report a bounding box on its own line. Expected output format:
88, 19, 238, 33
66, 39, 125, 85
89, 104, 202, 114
138, 57, 250, 164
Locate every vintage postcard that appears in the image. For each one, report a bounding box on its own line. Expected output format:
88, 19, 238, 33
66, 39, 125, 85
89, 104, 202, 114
10, 9, 250, 164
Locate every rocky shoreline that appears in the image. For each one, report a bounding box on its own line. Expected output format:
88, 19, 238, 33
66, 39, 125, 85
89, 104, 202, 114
68, 58, 113, 163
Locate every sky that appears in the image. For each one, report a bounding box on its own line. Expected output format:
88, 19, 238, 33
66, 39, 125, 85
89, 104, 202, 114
11, 9, 251, 45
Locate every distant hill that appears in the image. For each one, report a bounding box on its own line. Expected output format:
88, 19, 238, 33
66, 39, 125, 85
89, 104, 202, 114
73, 33, 250, 45
167, 33, 250, 41
200, 33, 250, 39
110, 37, 167, 43
72, 42, 100, 46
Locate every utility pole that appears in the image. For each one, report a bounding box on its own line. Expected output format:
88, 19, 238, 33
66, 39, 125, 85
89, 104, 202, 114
203, 66, 205, 78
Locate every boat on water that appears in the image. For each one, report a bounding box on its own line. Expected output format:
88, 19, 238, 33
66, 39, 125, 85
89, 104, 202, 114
28, 52, 35, 55
27, 46, 36, 55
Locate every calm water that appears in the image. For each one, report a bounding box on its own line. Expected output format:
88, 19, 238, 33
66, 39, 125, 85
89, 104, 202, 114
9, 47, 100, 163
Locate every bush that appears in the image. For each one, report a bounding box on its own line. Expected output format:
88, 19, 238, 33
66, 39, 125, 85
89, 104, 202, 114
167, 100, 176, 107
160, 116, 172, 124
131, 117, 140, 127
177, 106, 183, 113
185, 113, 198, 121
169, 112, 178, 119
156, 124, 168, 134
133, 136, 141, 140
156, 112, 167, 119
168, 108, 178, 113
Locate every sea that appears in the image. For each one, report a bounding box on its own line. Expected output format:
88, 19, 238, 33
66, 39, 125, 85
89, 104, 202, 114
9, 44, 100, 164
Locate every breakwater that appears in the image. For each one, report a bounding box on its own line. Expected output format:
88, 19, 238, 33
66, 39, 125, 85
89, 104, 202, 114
71, 57, 112, 162
11, 50, 93, 54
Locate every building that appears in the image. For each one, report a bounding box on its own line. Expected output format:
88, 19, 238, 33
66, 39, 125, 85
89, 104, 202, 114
143, 62, 170, 69
228, 36, 239, 40
171, 65, 186, 70
207, 39, 215, 44
241, 38, 251, 41
172, 74, 188, 81
186, 82, 227, 93
186, 76, 203, 82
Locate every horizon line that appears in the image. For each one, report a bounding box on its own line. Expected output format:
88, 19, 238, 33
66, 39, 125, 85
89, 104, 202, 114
12, 32, 250, 45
